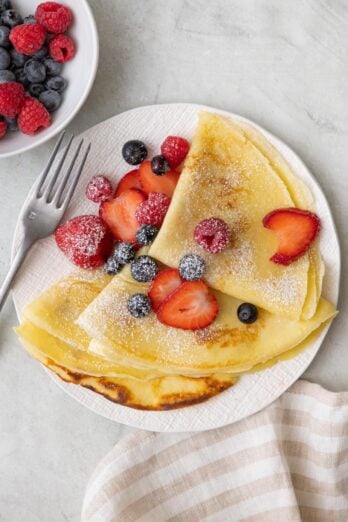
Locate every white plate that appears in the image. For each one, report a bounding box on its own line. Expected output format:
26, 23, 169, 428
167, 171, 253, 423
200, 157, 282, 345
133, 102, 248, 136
0, 0, 98, 158
11, 104, 340, 432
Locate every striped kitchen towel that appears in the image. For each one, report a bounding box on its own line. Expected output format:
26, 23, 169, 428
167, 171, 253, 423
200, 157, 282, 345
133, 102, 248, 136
82, 380, 348, 521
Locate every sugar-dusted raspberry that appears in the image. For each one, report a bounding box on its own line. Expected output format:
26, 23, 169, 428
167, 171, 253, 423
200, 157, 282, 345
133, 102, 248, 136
18, 96, 51, 135
49, 33, 75, 63
135, 192, 170, 227
160, 136, 190, 168
35, 2, 73, 34
0, 119, 7, 138
194, 217, 230, 254
9, 23, 46, 56
0, 82, 25, 118
86, 175, 113, 203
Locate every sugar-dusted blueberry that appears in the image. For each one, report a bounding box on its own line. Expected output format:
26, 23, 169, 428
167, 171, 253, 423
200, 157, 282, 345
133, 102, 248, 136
33, 45, 48, 61
0, 25, 10, 47
237, 303, 258, 324
122, 140, 148, 165
130, 255, 158, 282
135, 224, 159, 246
45, 75, 67, 92
179, 254, 205, 281
0, 69, 14, 83
114, 242, 136, 265
43, 58, 62, 77
24, 59, 46, 83
151, 155, 170, 176
127, 293, 152, 318
1, 9, 22, 28
39, 89, 61, 112
10, 49, 28, 67
29, 83, 45, 98
0, 47, 9, 69
104, 256, 122, 275
4, 116, 17, 131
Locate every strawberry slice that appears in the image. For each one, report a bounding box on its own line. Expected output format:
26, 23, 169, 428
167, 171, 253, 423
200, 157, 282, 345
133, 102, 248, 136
157, 280, 219, 330
138, 160, 180, 198
148, 269, 183, 311
263, 207, 321, 265
100, 189, 146, 243
114, 169, 143, 197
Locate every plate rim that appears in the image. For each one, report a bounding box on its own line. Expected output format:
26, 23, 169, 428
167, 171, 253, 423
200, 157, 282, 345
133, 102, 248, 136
11, 102, 341, 432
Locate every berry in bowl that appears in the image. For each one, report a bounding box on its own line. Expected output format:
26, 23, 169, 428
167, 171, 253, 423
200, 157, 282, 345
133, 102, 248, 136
0, 0, 98, 157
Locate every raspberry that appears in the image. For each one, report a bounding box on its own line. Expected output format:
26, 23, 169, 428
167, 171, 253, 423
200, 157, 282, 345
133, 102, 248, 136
49, 34, 75, 63
0, 120, 7, 138
194, 217, 230, 254
18, 96, 51, 135
9, 23, 46, 56
0, 82, 25, 118
36, 2, 73, 34
136, 192, 170, 227
55, 215, 114, 269
161, 136, 190, 168
86, 175, 113, 203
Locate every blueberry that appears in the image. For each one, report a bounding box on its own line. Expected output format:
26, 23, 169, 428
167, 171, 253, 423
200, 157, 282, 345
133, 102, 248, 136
151, 155, 170, 176
104, 256, 122, 275
0, 47, 9, 69
114, 242, 136, 264
122, 140, 148, 165
23, 15, 36, 24
127, 293, 152, 318
179, 254, 205, 281
237, 303, 258, 324
29, 83, 45, 98
10, 49, 28, 67
14, 67, 29, 87
0, 1, 11, 14
24, 59, 46, 83
45, 75, 67, 92
4, 116, 17, 131
135, 225, 159, 246
33, 45, 48, 60
130, 255, 158, 283
39, 90, 61, 112
0, 25, 10, 47
43, 58, 62, 77
1, 9, 22, 28
0, 69, 14, 82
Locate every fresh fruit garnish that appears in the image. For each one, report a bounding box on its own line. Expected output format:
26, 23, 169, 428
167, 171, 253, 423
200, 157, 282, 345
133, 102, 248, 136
135, 224, 159, 246
0, 119, 7, 138
17, 96, 51, 135
55, 215, 113, 269
135, 192, 170, 227
130, 255, 158, 282
157, 280, 218, 331
0, 81, 25, 118
194, 217, 230, 254
237, 303, 258, 324
138, 160, 180, 198
263, 208, 321, 265
36, 2, 73, 34
114, 169, 143, 197
151, 155, 170, 176
160, 135, 190, 168
179, 254, 205, 281
104, 255, 122, 275
122, 140, 148, 165
100, 188, 146, 243
39, 90, 62, 112
149, 268, 183, 311
49, 34, 75, 63
9, 23, 46, 56
86, 175, 113, 203
128, 293, 152, 318
113, 242, 136, 264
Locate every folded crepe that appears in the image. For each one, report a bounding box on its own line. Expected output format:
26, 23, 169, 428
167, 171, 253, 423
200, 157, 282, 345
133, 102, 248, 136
149, 112, 322, 321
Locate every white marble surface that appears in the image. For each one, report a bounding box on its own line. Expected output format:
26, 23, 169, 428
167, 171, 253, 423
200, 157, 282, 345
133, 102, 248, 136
0, 1, 347, 520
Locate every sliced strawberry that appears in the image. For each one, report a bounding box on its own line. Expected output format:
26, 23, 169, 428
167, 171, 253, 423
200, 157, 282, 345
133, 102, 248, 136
263, 207, 321, 265
157, 280, 219, 331
114, 169, 143, 197
138, 160, 180, 198
100, 189, 146, 243
148, 269, 183, 311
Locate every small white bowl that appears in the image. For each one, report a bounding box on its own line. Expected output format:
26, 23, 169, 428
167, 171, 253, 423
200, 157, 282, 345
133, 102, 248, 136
0, 0, 98, 158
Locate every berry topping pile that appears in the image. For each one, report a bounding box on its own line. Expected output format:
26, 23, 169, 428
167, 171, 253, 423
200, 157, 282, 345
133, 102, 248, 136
194, 217, 230, 254
0, 1, 75, 139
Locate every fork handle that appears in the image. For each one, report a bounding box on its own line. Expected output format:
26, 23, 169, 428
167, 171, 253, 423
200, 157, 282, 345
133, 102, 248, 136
0, 237, 33, 312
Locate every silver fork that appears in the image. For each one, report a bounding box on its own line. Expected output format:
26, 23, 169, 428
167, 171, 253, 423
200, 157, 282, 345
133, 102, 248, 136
0, 132, 91, 312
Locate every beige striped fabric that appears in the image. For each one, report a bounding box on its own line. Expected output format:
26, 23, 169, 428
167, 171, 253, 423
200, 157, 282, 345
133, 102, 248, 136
82, 381, 348, 522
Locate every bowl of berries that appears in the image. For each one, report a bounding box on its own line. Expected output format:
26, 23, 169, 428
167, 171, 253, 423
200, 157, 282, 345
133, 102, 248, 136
0, 0, 98, 158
